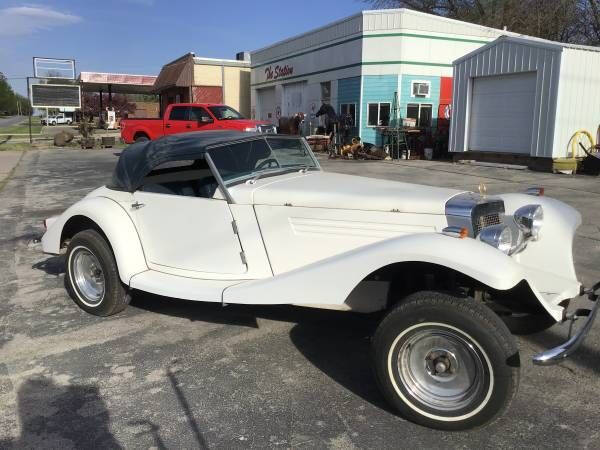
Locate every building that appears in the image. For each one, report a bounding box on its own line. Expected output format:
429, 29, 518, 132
153, 52, 251, 117
450, 36, 600, 166
79, 71, 159, 118
250, 9, 511, 146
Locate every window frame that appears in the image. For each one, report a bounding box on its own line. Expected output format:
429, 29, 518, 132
189, 106, 212, 121
406, 103, 433, 127
168, 106, 190, 121
367, 102, 392, 128
411, 80, 431, 98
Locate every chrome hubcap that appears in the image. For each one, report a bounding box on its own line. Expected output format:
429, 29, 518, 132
72, 248, 105, 304
398, 328, 486, 412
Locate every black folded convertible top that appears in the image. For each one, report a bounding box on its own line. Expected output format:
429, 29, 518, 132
110, 130, 261, 192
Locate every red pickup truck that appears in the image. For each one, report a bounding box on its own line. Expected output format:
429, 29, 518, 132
120, 103, 275, 143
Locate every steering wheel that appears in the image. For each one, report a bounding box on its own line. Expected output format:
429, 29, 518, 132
256, 158, 280, 170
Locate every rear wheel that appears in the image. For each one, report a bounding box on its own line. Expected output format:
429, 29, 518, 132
135, 134, 149, 143
65, 229, 130, 316
372, 291, 519, 430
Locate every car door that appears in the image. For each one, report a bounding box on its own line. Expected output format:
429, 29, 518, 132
131, 159, 247, 276
189, 106, 218, 131
165, 106, 191, 135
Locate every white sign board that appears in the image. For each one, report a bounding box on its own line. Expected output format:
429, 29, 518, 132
33, 58, 76, 80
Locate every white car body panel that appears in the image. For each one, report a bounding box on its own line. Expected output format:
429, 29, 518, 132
254, 205, 445, 274
131, 191, 247, 276
42, 160, 582, 322
221, 232, 572, 320
42, 195, 148, 284
250, 171, 462, 214
129, 270, 243, 302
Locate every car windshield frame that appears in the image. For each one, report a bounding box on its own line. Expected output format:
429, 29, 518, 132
206, 135, 320, 186
208, 105, 244, 120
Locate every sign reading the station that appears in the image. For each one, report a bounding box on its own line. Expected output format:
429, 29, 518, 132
265, 64, 294, 81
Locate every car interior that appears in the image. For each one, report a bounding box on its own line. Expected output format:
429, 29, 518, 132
139, 159, 219, 198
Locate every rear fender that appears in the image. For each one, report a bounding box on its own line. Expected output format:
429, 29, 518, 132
41, 196, 147, 284
223, 233, 572, 321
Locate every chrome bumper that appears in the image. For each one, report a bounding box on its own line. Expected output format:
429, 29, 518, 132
533, 281, 599, 366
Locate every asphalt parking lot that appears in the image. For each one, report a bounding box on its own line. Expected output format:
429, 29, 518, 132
1, 149, 599, 448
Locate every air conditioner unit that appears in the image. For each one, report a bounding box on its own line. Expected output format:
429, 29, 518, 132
413, 82, 430, 97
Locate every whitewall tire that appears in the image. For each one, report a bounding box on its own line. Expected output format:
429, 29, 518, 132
372, 291, 520, 430
65, 229, 130, 316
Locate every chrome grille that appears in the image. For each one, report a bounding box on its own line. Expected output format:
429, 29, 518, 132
258, 124, 277, 134
474, 213, 502, 235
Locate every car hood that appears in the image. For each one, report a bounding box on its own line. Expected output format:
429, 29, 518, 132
225, 119, 269, 129
250, 171, 463, 214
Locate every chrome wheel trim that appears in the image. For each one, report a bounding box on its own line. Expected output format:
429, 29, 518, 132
398, 329, 485, 411
387, 322, 494, 422
69, 246, 105, 307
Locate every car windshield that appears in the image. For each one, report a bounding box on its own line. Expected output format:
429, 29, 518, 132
208, 105, 244, 120
208, 137, 319, 183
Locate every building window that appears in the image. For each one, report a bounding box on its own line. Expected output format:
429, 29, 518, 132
340, 103, 356, 126
321, 81, 331, 102
406, 103, 433, 127
367, 102, 391, 127
411, 81, 431, 98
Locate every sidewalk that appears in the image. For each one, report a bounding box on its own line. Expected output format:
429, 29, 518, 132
0, 151, 24, 186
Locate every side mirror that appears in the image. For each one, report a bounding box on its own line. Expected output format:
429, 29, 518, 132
200, 116, 213, 124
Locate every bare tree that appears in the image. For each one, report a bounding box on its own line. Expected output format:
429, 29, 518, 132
364, 0, 598, 45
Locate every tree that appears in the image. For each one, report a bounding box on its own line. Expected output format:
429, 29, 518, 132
81, 93, 137, 117
0, 72, 31, 116
363, 0, 600, 45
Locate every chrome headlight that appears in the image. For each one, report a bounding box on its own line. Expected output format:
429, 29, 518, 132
514, 205, 543, 240
477, 224, 513, 254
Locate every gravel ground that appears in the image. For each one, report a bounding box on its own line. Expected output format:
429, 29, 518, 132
0, 149, 599, 449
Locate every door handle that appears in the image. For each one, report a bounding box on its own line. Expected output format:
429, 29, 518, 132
131, 201, 145, 210
186, 124, 191, 128
165, 123, 171, 128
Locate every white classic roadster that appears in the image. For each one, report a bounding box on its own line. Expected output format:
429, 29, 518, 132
42, 131, 598, 430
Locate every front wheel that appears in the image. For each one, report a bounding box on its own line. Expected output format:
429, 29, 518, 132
65, 229, 130, 316
372, 291, 519, 430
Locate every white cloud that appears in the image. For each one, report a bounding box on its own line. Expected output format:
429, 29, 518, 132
0, 5, 82, 37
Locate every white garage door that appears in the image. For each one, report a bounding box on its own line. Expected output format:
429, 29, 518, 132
468, 72, 537, 154
257, 87, 276, 124
283, 81, 306, 117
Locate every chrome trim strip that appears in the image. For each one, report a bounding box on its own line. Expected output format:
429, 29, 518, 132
205, 153, 235, 204
532, 285, 599, 366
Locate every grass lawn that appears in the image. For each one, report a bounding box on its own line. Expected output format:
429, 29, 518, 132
0, 123, 43, 135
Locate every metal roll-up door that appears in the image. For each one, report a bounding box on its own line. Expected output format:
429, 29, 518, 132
468, 72, 537, 154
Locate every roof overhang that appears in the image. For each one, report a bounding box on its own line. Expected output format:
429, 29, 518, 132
79, 72, 157, 94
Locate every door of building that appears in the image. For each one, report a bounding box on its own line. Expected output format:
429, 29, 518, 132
468, 72, 536, 154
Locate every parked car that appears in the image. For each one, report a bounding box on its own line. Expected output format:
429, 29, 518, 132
41, 131, 598, 430
41, 113, 72, 126
120, 103, 275, 144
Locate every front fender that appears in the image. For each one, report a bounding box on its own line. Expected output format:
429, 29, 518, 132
41, 196, 148, 284
223, 233, 576, 321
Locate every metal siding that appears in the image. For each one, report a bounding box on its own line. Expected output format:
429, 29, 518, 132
360, 75, 399, 146
252, 15, 363, 65
451, 39, 563, 157
338, 76, 361, 129
553, 48, 600, 158
400, 74, 441, 126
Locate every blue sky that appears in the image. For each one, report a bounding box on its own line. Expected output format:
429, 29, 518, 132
1, 1, 366, 95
